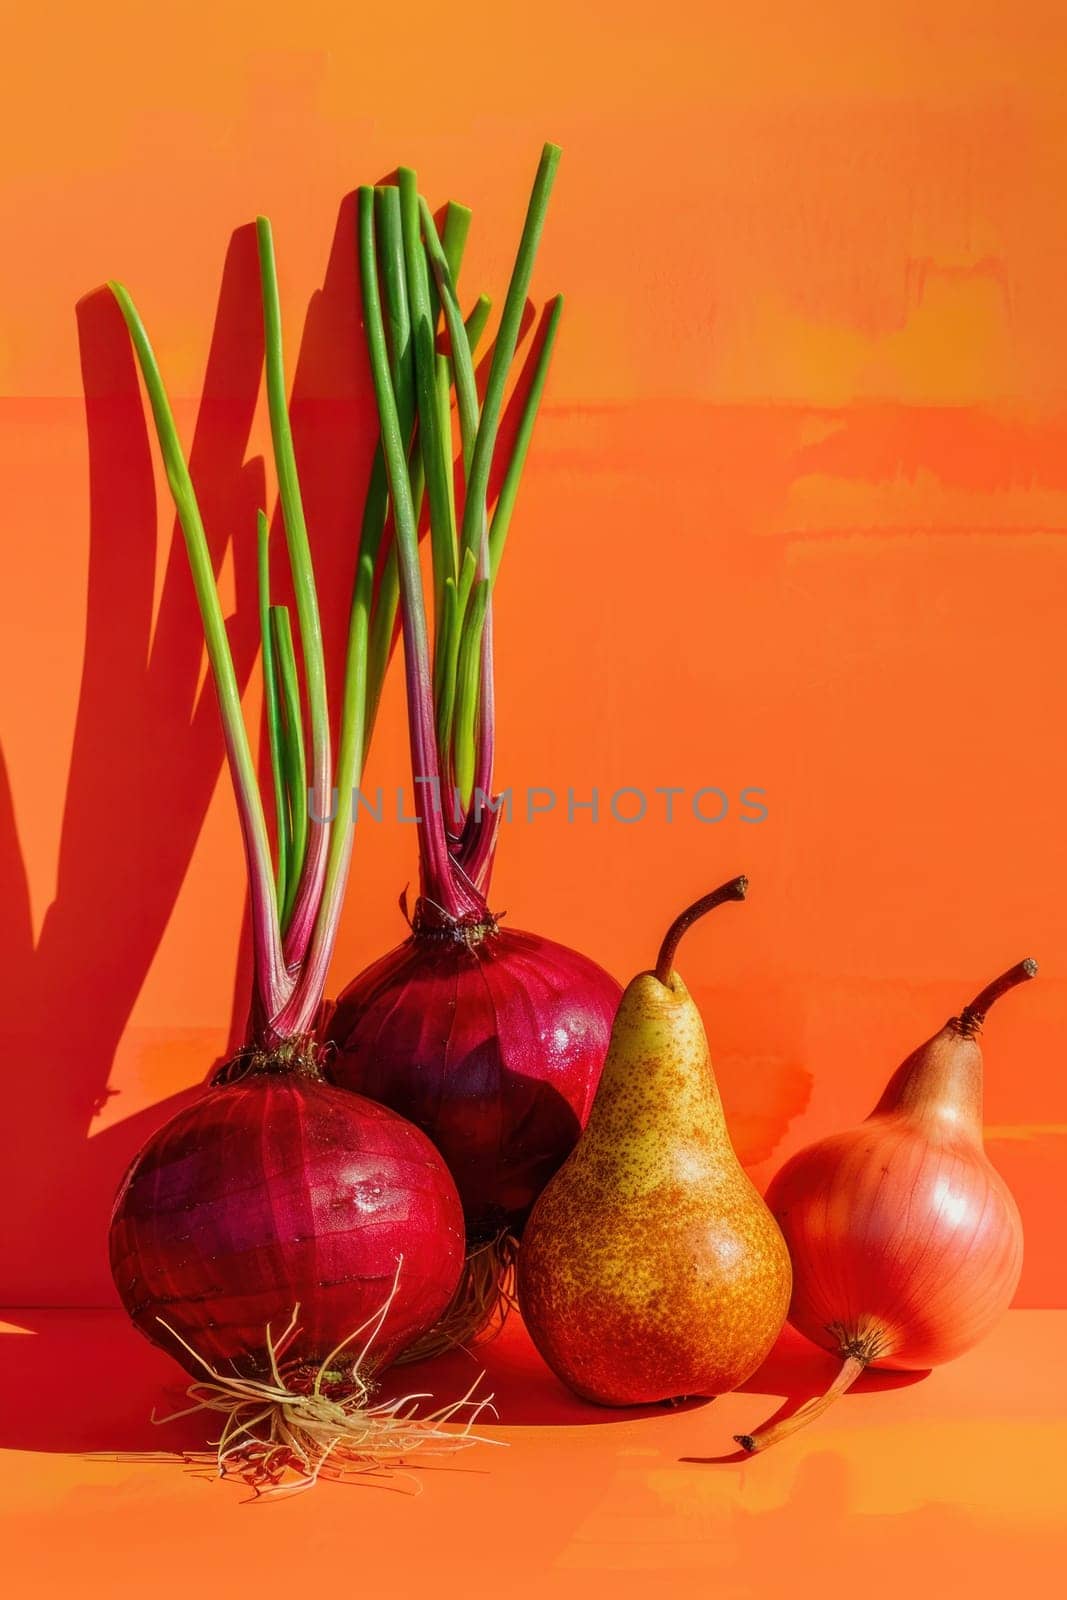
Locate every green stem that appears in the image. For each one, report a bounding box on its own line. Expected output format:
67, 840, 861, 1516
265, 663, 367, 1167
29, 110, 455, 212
448, 145, 561, 844
108, 281, 285, 1015
360, 186, 417, 753
281, 549, 375, 1035
399, 169, 457, 621
257, 509, 290, 911
436, 352, 459, 552
433, 573, 460, 776
358, 186, 479, 919
464, 293, 492, 351
364, 294, 493, 756
420, 195, 480, 472
364, 540, 400, 757
452, 578, 489, 809
489, 294, 563, 582
270, 604, 308, 930
256, 217, 331, 956
376, 186, 413, 394
436, 545, 475, 772
425, 200, 470, 340
441, 202, 472, 283
457, 142, 560, 588
282, 188, 453, 1027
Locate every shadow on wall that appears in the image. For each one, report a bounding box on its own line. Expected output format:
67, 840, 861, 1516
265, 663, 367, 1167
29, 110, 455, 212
0, 191, 378, 1309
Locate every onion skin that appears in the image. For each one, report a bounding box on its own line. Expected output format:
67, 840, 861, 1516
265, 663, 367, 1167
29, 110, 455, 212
736, 960, 1033, 1453
327, 923, 621, 1240
109, 1065, 466, 1383
769, 1113, 1023, 1372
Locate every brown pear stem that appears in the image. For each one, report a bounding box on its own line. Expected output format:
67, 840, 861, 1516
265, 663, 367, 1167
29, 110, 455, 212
955, 958, 1038, 1038
653, 876, 748, 985
734, 1354, 866, 1455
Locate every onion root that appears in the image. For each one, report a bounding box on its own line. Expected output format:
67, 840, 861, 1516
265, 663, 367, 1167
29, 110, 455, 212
396, 1230, 519, 1364
153, 1267, 498, 1496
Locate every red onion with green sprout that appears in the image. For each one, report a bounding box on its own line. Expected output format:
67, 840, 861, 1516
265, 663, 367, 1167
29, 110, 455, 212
327, 147, 621, 1353
106, 218, 481, 1494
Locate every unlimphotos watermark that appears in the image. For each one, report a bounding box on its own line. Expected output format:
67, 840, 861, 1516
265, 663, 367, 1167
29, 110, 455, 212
306, 781, 768, 826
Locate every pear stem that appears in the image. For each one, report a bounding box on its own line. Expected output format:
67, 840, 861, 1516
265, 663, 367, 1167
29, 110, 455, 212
955, 958, 1038, 1038
653, 876, 748, 986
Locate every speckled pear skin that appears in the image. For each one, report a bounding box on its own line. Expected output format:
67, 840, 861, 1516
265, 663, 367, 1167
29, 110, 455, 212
517, 969, 792, 1406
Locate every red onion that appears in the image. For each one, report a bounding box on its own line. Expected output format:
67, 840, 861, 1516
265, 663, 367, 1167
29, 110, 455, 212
337, 151, 622, 1352
328, 919, 620, 1239
107, 212, 487, 1489
110, 1060, 465, 1382
736, 959, 1034, 1453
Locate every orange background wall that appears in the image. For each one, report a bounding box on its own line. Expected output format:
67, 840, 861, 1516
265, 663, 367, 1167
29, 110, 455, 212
0, 2, 1063, 1308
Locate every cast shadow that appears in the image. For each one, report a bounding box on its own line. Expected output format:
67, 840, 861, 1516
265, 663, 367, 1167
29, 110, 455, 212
397, 1313, 706, 1430
0, 1308, 928, 1457
0, 190, 385, 1455
0, 1311, 207, 1455
0, 229, 265, 1313
400, 1316, 927, 1437
0, 1299, 698, 1457
0, 185, 382, 1295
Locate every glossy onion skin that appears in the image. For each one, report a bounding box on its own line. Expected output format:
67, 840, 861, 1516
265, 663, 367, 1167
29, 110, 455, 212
768, 1117, 1024, 1371
109, 1073, 466, 1381
328, 927, 622, 1240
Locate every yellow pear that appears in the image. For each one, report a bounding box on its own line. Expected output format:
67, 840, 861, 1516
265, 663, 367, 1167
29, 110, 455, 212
518, 878, 792, 1406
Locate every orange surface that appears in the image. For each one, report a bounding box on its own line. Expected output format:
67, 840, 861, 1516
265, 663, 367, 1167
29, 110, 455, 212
1, 0, 1065, 1580
1, 1307, 1064, 1593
